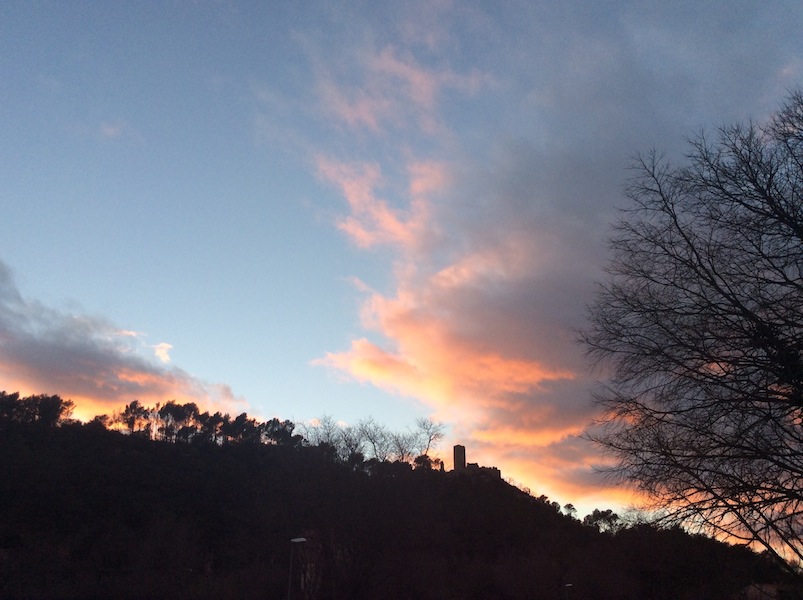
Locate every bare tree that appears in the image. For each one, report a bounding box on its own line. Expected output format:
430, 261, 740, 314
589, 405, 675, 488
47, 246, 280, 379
389, 430, 418, 463
299, 414, 340, 447
583, 91, 803, 573
358, 417, 393, 462
338, 424, 365, 464
414, 417, 445, 457
301, 414, 447, 466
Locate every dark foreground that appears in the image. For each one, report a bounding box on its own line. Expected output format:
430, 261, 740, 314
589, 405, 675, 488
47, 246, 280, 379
0, 417, 797, 599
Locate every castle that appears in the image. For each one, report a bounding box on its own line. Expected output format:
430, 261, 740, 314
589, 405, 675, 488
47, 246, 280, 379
452, 444, 501, 478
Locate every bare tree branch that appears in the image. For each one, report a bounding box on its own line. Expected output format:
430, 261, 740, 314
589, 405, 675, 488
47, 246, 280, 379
583, 90, 803, 576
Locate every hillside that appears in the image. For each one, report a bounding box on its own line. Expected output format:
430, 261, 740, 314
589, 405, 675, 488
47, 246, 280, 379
0, 395, 795, 599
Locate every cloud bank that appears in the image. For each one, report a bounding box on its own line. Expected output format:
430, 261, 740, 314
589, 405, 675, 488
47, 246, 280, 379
0, 261, 245, 421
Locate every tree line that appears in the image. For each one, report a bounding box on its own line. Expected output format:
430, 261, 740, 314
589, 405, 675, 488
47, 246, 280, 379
0, 390, 445, 468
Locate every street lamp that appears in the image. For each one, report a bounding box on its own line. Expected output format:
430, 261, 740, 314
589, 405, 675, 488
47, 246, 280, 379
564, 583, 573, 600
287, 537, 307, 600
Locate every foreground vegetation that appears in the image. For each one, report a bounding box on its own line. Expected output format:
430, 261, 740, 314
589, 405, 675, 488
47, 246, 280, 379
0, 392, 798, 599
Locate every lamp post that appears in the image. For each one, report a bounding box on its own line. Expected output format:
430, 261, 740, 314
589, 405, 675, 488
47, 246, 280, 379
287, 537, 307, 600
564, 583, 573, 600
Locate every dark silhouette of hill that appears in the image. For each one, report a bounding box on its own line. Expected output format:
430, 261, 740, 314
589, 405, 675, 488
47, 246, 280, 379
0, 392, 795, 599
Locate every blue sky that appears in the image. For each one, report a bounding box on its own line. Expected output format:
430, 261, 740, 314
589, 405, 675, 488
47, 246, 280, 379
1, 0, 802, 511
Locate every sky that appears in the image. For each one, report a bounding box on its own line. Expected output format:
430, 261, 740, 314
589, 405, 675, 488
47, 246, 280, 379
1, 0, 802, 514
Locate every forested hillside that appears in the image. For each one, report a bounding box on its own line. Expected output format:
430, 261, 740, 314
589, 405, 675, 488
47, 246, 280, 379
0, 392, 795, 599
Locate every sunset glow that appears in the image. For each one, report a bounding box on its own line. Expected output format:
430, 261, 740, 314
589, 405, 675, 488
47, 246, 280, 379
2, 1, 801, 518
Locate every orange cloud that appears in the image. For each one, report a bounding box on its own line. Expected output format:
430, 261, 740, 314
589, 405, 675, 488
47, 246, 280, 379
498, 450, 641, 511
316, 250, 581, 436
472, 422, 583, 449
1, 363, 245, 423
0, 261, 247, 422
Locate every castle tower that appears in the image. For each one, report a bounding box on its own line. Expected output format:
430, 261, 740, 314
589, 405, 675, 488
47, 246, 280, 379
453, 444, 466, 471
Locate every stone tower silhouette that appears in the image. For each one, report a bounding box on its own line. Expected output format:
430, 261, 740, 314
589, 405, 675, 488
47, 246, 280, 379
453, 444, 466, 471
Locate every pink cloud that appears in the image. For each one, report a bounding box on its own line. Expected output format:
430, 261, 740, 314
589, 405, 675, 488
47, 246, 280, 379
315, 156, 431, 251
316, 44, 492, 134
370, 47, 439, 110
408, 160, 451, 199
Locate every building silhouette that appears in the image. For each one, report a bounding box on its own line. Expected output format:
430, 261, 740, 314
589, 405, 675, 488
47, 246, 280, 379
453, 444, 466, 471
452, 444, 500, 478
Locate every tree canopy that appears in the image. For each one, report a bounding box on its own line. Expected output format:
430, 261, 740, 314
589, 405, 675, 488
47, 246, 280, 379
583, 90, 803, 572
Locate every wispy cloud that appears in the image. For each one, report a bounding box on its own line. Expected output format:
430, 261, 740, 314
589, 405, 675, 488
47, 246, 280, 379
99, 121, 126, 139
317, 79, 392, 132
315, 156, 432, 251
98, 119, 144, 144
0, 261, 245, 421
316, 43, 492, 135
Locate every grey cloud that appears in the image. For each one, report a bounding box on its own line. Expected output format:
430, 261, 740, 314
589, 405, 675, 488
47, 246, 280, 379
428, 0, 803, 410
0, 260, 238, 411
